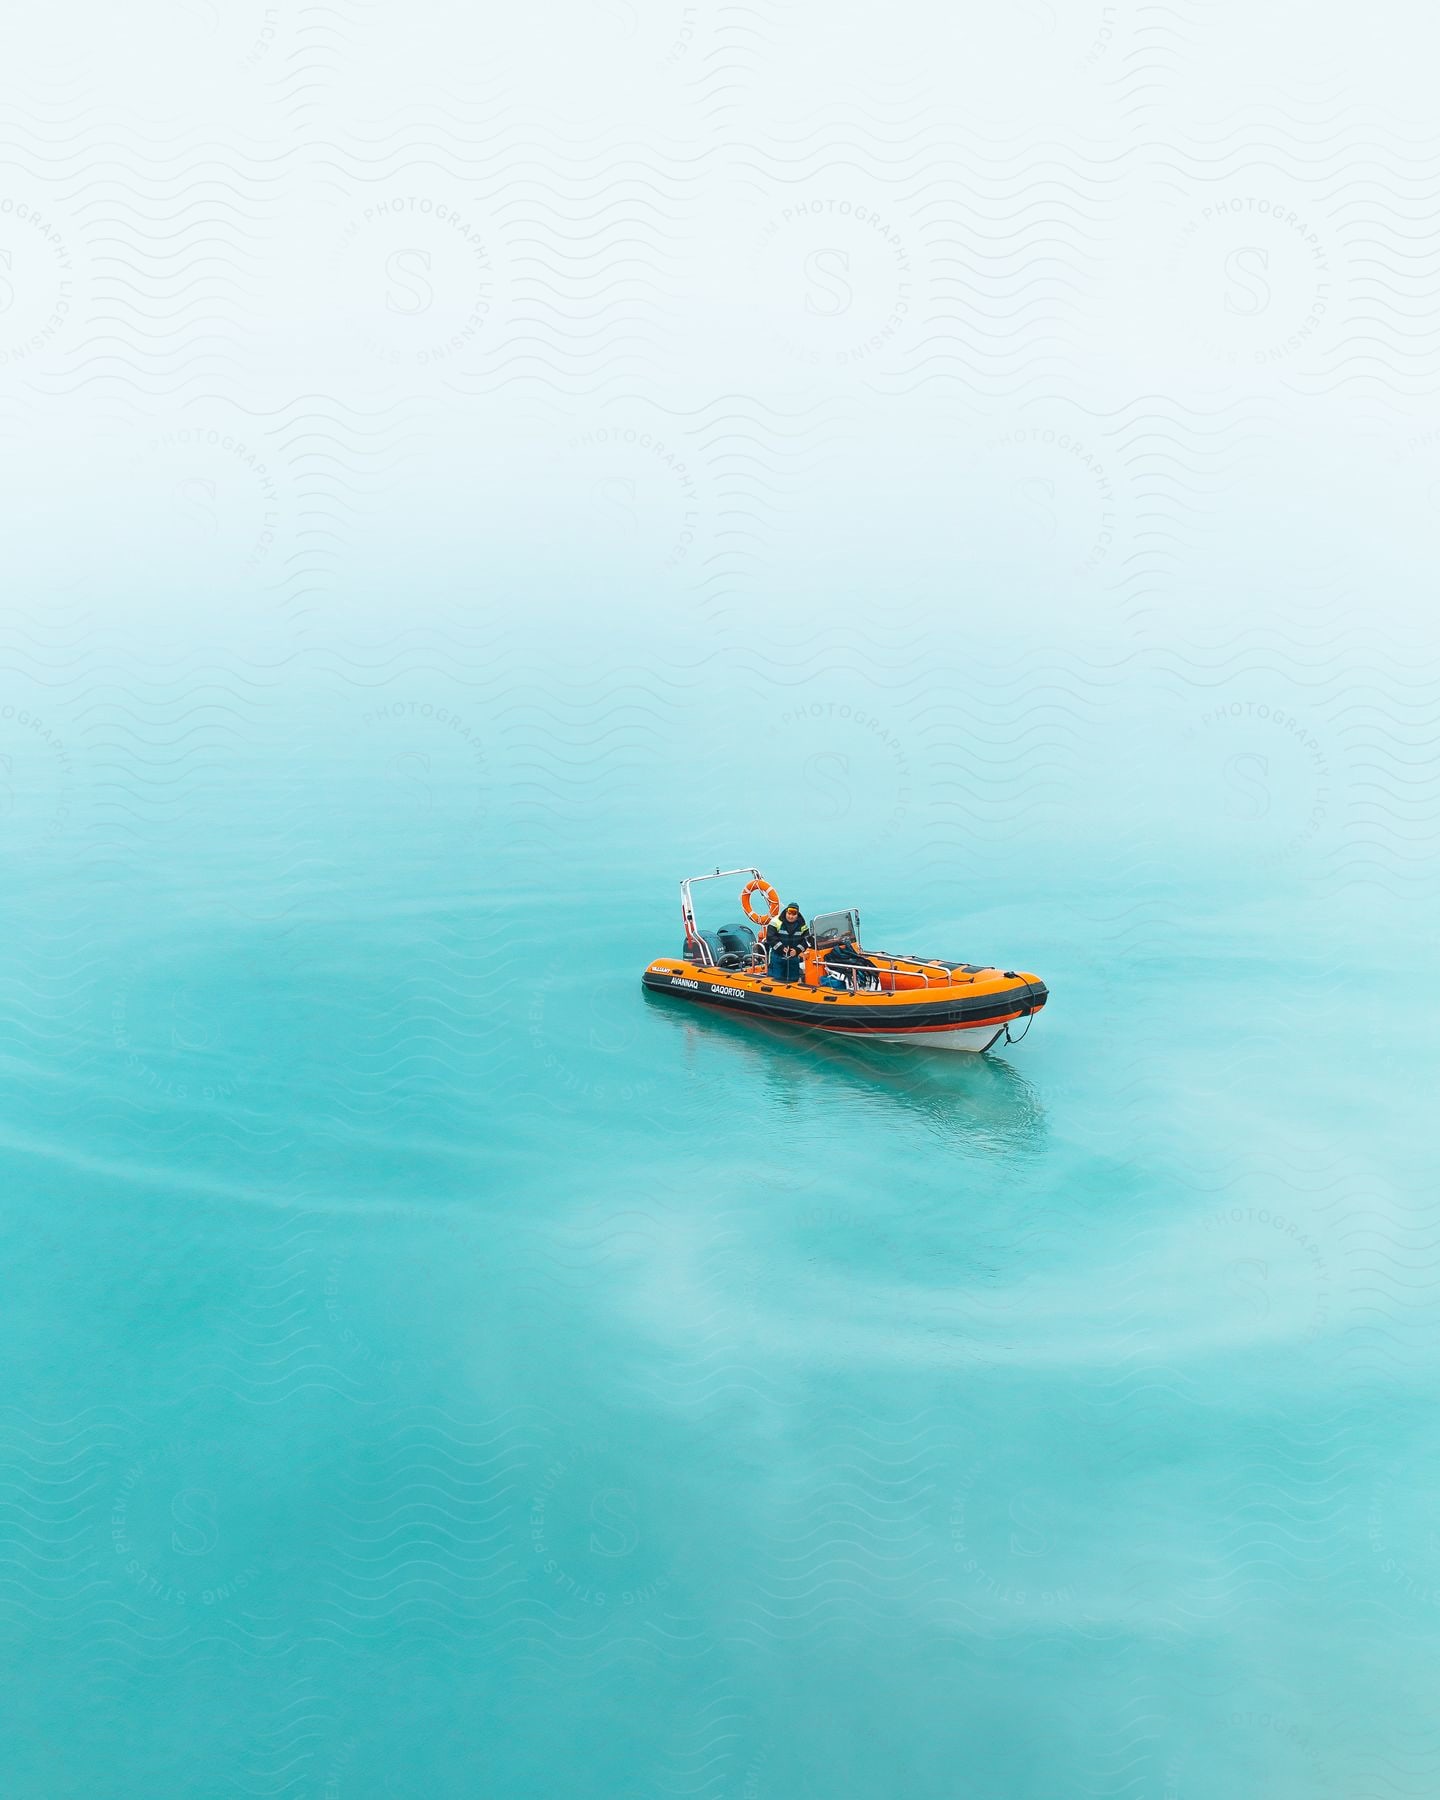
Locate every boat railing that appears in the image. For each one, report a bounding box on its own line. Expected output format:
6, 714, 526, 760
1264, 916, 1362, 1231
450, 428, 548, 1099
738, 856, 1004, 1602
685, 936, 966, 993
804, 950, 958, 994
866, 950, 953, 978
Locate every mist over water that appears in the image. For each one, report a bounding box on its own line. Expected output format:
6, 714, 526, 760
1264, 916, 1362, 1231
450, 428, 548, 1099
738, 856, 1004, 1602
4, 654, 1435, 1795
3, 0, 1440, 1795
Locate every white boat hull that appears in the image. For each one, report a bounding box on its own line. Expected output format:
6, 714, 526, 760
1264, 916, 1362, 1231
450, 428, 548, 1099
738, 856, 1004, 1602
832, 1023, 1008, 1053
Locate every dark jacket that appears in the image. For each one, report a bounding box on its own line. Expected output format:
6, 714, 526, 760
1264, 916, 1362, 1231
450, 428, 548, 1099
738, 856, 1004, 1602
763, 909, 812, 954
823, 941, 873, 972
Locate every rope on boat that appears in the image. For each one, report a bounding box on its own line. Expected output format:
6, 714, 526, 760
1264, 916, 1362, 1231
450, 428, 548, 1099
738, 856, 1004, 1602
1003, 1009, 1035, 1046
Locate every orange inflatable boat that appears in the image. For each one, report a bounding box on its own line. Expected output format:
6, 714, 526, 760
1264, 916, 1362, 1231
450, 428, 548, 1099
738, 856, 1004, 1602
642, 868, 1048, 1053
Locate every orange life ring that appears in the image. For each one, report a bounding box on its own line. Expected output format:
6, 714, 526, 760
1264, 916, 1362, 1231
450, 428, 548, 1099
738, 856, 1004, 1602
740, 878, 780, 925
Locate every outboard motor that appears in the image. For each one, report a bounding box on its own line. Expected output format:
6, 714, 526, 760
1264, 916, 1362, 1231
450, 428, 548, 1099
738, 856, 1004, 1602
681, 921, 758, 969
713, 922, 757, 968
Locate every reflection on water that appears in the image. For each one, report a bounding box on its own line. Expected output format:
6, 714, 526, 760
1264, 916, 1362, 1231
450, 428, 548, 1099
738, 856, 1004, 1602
643, 984, 1048, 1156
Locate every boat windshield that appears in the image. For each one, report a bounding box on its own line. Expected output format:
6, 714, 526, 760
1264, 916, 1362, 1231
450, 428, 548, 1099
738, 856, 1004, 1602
809, 909, 861, 948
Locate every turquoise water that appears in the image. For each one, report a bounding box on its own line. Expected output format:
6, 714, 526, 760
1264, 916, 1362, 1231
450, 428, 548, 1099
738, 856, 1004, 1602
2, 622, 1436, 1797
5, 0, 1440, 1780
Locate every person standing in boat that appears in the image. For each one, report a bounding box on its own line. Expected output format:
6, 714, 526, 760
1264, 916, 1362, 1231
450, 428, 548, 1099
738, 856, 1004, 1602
761, 903, 813, 982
